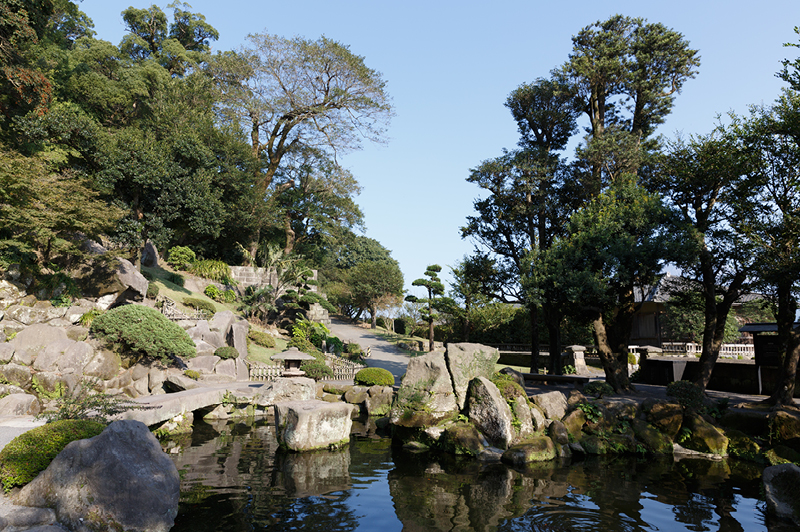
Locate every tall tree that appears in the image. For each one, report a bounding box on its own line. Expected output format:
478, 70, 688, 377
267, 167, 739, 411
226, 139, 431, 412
648, 129, 757, 391
208, 34, 392, 260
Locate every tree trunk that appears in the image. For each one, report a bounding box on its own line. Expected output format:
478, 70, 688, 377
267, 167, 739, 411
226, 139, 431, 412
428, 320, 435, 351
545, 307, 562, 375
769, 282, 798, 406
283, 213, 296, 255
529, 304, 540, 374
592, 314, 633, 393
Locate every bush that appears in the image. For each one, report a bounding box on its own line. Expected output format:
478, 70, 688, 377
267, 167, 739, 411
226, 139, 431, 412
300, 361, 333, 381
0, 419, 105, 492
220, 289, 236, 303
354, 367, 395, 387
346, 342, 363, 356
90, 304, 196, 362
248, 330, 276, 348
78, 308, 102, 327
327, 336, 344, 355
297, 291, 336, 314
37, 379, 147, 423
204, 284, 220, 300
583, 381, 615, 398
146, 283, 160, 299
628, 352, 638, 365
167, 246, 195, 270
184, 370, 200, 380
182, 297, 216, 318
191, 259, 233, 283
214, 346, 239, 360
666, 380, 705, 411
166, 272, 185, 287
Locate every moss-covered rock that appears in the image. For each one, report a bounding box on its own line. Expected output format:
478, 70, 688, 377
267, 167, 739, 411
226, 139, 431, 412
439, 422, 485, 456
582, 434, 637, 455
502, 436, 556, 465
725, 429, 764, 463
632, 418, 673, 454
646, 401, 683, 439
685, 412, 728, 456
562, 409, 586, 442
548, 420, 569, 445
0, 419, 105, 492
765, 445, 800, 466
769, 410, 800, 451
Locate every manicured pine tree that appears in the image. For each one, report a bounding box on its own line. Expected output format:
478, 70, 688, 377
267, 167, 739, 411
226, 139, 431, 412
406, 265, 445, 350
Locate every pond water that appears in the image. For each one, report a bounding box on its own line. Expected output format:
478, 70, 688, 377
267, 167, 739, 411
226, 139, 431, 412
167, 417, 789, 532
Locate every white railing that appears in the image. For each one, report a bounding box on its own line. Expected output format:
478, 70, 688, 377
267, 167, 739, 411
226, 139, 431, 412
661, 342, 754, 359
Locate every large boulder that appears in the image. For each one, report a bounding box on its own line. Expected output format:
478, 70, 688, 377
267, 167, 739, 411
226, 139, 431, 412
209, 310, 236, 338
685, 412, 729, 456
250, 377, 317, 407
466, 377, 515, 450
15, 420, 180, 532
769, 410, 800, 450
532, 391, 568, 421
11, 323, 69, 355
501, 436, 556, 466
390, 352, 458, 427
274, 400, 353, 451
186, 320, 226, 349
763, 463, 800, 527
445, 343, 499, 409
0, 393, 40, 416
228, 319, 249, 358
645, 401, 684, 439
142, 241, 159, 268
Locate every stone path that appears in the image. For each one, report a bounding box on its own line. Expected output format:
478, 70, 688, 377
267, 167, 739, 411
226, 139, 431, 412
326, 318, 412, 384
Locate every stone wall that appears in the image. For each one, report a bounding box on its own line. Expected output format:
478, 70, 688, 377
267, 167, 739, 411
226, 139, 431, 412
229, 267, 318, 293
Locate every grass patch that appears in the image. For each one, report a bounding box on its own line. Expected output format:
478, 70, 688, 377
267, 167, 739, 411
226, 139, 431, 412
247, 337, 288, 365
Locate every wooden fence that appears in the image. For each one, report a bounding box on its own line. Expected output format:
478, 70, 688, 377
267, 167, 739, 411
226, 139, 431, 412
247, 361, 284, 381
247, 354, 366, 382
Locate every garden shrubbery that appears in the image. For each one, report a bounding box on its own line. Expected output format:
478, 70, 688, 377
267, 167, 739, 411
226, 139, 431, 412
191, 259, 233, 283
248, 329, 276, 348
90, 304, 196, 362
0, 419, 105, 492
167, 246, 195, 270
300, 361, 333, 381
214, 346, 239, 360
182, 297, 216, 317
354, 367, 394, 387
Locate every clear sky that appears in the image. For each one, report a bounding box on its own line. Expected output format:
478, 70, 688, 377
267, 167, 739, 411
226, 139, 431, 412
80, 0, 800, 300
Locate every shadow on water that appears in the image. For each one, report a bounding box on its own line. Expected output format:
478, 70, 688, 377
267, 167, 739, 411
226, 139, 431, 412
169, 418, 789, 532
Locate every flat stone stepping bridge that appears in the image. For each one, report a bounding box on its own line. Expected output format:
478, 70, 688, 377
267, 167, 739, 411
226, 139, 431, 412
117, 381, 281, 426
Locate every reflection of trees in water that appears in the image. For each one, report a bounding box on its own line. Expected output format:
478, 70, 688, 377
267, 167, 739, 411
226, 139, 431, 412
168, 419, 767, 532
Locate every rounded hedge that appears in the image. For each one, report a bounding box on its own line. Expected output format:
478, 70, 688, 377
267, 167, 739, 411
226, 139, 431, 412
214, 346, 239, 360
300, 361, 333, 381
182, 297, 216, 317
0, 419, 105, 492
354, 367, 395, 387
90, 304, 196, 362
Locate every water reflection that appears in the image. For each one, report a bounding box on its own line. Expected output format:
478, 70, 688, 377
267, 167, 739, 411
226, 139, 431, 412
168, 419, 777, 532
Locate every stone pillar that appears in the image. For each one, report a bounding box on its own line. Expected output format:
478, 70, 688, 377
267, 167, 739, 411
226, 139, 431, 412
564, 345, 587, 374
635, 345, 662, 366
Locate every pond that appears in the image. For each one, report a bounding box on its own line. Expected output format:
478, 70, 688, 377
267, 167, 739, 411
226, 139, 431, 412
167, 417, 789, 532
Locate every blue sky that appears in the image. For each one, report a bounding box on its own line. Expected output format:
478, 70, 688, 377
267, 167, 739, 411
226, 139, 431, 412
80, 0, 800, 300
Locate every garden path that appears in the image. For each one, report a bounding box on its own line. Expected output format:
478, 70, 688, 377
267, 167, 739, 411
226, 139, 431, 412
326, 318, 412, 385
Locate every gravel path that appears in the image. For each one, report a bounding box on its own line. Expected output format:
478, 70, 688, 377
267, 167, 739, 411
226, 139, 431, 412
326, 318, 412, 384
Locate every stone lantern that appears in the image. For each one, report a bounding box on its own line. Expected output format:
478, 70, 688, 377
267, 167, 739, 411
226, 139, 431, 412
271, 347, 316, 377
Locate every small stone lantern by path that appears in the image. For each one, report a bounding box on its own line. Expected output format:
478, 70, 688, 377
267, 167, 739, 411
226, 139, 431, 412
271, 347, 316, 377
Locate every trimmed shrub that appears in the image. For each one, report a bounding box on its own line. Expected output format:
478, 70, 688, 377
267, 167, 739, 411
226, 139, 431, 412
182, 297, 217, 318
248, 330, 276, 348
167, 246, 195, 270
354, 367, 394, 387
184, 370, 200, 380
583, 381, 615, 398
300, 361, 333, 381
327, 336, 344, 355
220, 289, 236, 303
0, 419, 105, 492
90, 304, 196, 362
666, 380, 705, 411
191, 259, 233, 283
288, 336, 323, 360
298, 291, 336, 314
166, 272, 185, 287
346, 342, 363, 356
146, 283, 160, 299
214, 346, 239, 360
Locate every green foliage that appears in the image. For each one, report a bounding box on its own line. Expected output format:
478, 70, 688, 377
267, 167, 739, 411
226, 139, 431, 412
563, 365, 577, 375
78, 308, 103, 327
298, 291, 337, 314
167, 272, 185, 287
146, 283, 160, 299
214, 346, 238, 360
0, 419, 106, 492
31, 377, 65, 400
576, 402, 602, 424
300, 361, 333, 381
490, 372, 526, 402
627, 353, 638, 365
345, 342, 363, 356
292, 317, 330, 349
666, 380, 705, 411
583, 381, 615, 398
248, 330, 276, 348
90, 304, 196, 362
204, 284, 220, 300
239, 285, 275, 322
662, 291, 741, 344
50, 294, 72, 308
287, 336, 322, 358
167, 246, 196, 270
354, 367, 395, 387
191, 259, 232, 283
182, 297, 216, 318
677, 427, 693, 443
327, 336, 344, 355
184, 370, 200, 380
38, 379, 150, 423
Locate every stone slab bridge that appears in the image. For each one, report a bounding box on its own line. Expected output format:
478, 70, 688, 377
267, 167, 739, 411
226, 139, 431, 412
117, 381, 269, 426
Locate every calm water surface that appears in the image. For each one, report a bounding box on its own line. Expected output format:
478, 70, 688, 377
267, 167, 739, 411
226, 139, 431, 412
167, 418, 787, 532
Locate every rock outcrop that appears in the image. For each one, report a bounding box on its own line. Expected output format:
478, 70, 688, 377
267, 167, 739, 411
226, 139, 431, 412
15, 420, 180, 532
274, 400, 353, 451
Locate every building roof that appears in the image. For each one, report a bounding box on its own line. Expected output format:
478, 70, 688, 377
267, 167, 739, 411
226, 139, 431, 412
635, 273, 764, 305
